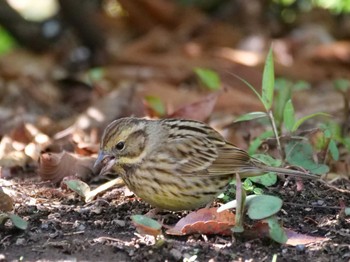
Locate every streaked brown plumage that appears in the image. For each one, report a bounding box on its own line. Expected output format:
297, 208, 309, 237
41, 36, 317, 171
94, 117, 316, 211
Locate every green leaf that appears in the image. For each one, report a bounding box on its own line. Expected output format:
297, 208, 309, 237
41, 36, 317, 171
131, 215, 162, 230
144, 96, 166, 116
265, 216, 288, 244
292, 80, 310, 91
249, 154, 281, 186
283, 99, 295, 132
261, 47, 275, 110
274, 78, 292, 125
89, 67, 105, 81
248, 130, 274, 155
328, 139, 339, 161
345, 207, 350, 216
333, 79, 350, 92
64, 180, 91, 198
194, 68, 221, 90
323, 122, 342, 141
253, 187, 264, 195
248, 173, 277, 187
253, 154, 282, 167
247, 195, 283, 220
0, 27, 17, 55
234, 112, 267, 123
131, 215, 162, 237
9, 214, 28, 230
292, 112, 330, 132
286, 141, 329, 174
343, 137, 350, 151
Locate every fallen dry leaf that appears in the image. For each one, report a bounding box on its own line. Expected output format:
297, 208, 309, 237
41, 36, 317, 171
285, 228, 328, 246
0, 190, 14, 212
246, 221, 327, 246
166, 207, 235, 236
168, 92, 219, 122
38, 151, 96, 183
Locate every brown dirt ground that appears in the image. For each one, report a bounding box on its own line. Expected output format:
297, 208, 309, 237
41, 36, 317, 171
1, 176, 349, 262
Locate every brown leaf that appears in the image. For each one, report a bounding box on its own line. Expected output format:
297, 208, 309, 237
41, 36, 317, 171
285, 228, 328, 246
166, 207, 235, 236
168, 92, 219, 122
0, 190, 14, 212
245, 221, 327, 246
38, 152, 95, 183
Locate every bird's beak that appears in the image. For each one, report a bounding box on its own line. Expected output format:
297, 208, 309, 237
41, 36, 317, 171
93, 151, 116, 176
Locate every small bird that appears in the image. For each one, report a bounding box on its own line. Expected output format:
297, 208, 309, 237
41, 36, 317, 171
94, 117, 316, 211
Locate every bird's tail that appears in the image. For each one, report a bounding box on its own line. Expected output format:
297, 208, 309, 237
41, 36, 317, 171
245, 158, 319, 179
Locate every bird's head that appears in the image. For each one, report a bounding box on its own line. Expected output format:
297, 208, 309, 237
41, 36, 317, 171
93, 118, 149, 176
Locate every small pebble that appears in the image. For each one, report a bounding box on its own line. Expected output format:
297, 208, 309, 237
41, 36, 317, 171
77, 224, 86, 231
16, 238, 25, 245
317, 200, 324, 205
296, 244, 306, 252
41, 223, 49, 230
112, 219, 126, 227
170, 248, 182, 261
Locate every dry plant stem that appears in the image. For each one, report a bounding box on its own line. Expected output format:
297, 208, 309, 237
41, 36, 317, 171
234, 173, 244, 233
268, 110, 284, 160
318, 179, 350, 195
284, 202, 344, 210
85, 177, 125, 202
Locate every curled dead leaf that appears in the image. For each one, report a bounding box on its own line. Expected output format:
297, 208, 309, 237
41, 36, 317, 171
38, 151, 95, 183
166, 207, 235, 236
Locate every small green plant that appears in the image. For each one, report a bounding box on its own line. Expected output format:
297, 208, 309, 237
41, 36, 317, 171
144, 95, 166, 117
0, 26, 17, 55
194, 67, 221, 91
234, 46, 331, 176
217, 46, 335, 243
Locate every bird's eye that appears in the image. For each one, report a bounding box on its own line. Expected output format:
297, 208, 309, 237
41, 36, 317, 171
115, 141, 125, 151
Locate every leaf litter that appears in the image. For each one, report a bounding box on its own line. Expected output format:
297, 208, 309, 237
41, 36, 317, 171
0, 1, 349, 261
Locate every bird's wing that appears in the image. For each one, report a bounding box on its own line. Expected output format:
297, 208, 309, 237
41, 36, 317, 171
208, 142, 252, 175
146, 134, 217, 174
150, 118, 253, 177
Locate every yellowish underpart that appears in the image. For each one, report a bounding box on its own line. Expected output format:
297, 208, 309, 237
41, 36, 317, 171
135, 188, 216, 211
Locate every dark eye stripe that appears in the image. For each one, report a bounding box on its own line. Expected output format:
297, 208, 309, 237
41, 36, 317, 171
102, 121, 120, 147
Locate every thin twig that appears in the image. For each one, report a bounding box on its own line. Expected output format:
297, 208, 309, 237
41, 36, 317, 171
268, 110, 284, 160
284, 202, 342, 210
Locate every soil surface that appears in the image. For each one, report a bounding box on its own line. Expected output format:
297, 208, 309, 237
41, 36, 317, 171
1, 177, 349, 262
